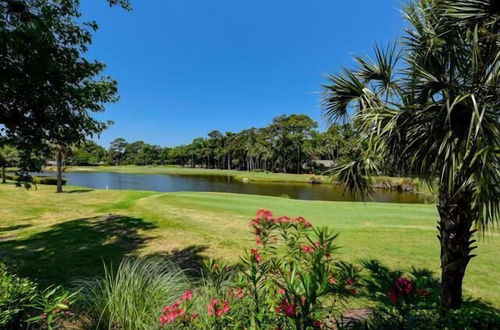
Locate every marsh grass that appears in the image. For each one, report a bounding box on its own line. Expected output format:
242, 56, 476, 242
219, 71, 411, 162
76, 257, 188, 330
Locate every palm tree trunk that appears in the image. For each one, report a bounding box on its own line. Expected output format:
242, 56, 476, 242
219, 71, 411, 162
1, 165, 5, 184
437, 189, 475, 309
56, 148, 63, 193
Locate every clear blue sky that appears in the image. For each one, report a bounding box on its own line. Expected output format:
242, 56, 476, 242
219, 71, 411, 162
81, 0, 405, 147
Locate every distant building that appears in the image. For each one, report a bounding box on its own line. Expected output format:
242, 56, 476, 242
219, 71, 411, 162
313, 160, 335, 168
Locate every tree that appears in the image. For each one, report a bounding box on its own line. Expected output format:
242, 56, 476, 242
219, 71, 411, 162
286, 114, 317, 173
322, 0, 499, 309
109, 138, 128, 165
68, 140, 107, 165
0, 144, 18, 183
0, 0, 128, 184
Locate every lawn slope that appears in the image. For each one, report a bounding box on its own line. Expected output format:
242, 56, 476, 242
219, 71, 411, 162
0, 184, 497, 306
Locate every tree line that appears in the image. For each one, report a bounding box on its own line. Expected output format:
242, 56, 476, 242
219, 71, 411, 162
67, 114, 363, 174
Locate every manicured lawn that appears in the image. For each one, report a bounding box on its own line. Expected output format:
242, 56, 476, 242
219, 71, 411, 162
0, 183, 497, 306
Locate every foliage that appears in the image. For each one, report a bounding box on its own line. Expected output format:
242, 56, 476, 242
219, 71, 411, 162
66, 141, 108, 166
0, 262, 37, 328
26, 285, 79, 330
77, 257, 189, 330
157, 209, 362, 329
3, 175, 66, 185
348, 260, 500, 330
68, 117, 364, 174
0, 0, 129, 183
0, 145, 18, 168
322, 0, 500, 308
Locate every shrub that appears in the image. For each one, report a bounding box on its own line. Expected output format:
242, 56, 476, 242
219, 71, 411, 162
26, 285, 79, 330
77, 257, 188, 330
3, 175, 66, 185
0, 263, 37, 329
34, 176, 67, 185
158, 209, 361, 329
349, 260, 500, 330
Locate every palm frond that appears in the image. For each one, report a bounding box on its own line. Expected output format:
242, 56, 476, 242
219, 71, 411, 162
445, 0, 500, 21
354, 44, 401, 98
322, 69, 367, 123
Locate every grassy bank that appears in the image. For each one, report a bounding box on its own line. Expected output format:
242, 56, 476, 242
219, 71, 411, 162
62, 165, 325, 183
0, 183, 497, 306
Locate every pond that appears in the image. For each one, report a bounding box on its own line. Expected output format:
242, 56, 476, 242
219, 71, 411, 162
53, 171, 431, 204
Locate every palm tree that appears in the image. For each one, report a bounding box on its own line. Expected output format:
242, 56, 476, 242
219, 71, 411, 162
322, 0, 499, 309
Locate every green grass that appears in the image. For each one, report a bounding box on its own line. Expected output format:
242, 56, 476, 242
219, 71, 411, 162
0, 183, 497, 306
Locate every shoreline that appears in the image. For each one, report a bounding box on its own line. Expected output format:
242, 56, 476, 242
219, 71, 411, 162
53, 165, 431, 194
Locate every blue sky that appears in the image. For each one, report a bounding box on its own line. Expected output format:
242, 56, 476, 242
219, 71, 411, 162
81, 0, 405, 147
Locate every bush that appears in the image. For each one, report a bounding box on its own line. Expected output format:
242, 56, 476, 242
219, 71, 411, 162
77, 257, 188, 329
0, 263, 37, 329
158, 209, 361, 329
349, 260, 500, 330
26, 285, 79, 330
34, 176, 67, 185
3, 175, 66, 185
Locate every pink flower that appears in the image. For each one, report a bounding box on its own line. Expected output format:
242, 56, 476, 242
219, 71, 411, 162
295, 216, 312, 227
388, 288, 399, 303
235, 288, 244, 299
181, 290, 193, 301
275, 216, 291, 223
256, 209, 273, 220
229, 288, 245, 299
218, 301, 230, 317
249, 218, 261, 227
275, 298, 296, 317
160, 302, 185, 325
207, 299, 230, 318
387, 277, 414, 303
277, 288, 286, 295
346, 278, 356, 286
313, 320, 324, 328
207, 299, 217, 316
250, 248, 263, 263
395, 277, 413, 295
329, 276, 336, 284
301, 245, 314, 253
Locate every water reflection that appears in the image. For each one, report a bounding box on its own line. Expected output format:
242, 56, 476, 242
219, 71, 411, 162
50, 171, 430, 204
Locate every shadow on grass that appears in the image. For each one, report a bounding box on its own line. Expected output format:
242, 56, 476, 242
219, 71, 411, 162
146, 245, 209, 278
65, 189, 94, 194
0, 214, 156, 286
0, 224, 31, 232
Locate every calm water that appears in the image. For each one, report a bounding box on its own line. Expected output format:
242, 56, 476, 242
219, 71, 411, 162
51, 171, 430, 204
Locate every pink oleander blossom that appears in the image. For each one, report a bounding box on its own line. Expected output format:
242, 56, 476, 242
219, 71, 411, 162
181, 290, 193, 301
207, 299, 230, 318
